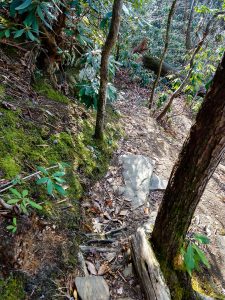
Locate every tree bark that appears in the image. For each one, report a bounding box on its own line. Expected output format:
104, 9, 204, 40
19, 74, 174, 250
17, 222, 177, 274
148, 0, 178, 110
185, 0, 197, 51
152, 51, 225, 273
94, 0, 123, 140
142, 54, 180, 77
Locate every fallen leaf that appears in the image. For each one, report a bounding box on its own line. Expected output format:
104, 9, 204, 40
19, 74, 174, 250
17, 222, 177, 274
73, 289, 78, 300
86, 261, 97, 275
119, 210, 128, 216
98, 262, 109, 275
144, 207, 149, 215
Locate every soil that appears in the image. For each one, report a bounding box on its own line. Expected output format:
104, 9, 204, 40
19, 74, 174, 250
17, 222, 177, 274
0, 54, 225, 299
79, 68, 225, 299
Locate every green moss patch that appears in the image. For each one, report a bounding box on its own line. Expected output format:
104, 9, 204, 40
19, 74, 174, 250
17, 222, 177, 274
0, 275, 25, 300
33, 79, 70, 104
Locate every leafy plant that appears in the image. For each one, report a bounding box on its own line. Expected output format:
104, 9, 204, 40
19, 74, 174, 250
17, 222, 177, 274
7, 188, 42, 214
36, 166, 67, 196
157, 92, 168, 108
76, 50, 118, 108
6, 217, 17, 234
181, 233, 210, 276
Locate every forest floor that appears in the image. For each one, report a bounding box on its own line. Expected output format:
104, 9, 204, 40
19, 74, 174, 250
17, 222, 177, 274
0, 50, 225, 299
79, 69, 225, 300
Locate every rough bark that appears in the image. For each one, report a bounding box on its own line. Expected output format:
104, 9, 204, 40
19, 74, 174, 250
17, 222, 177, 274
152, 52, 225, 271
148, 0, 178, 110
156, 11, 225, 121
131, 228, 171, 300
185, 0, 197, 51
94, 0, 123, 140
142, 54, 180, 77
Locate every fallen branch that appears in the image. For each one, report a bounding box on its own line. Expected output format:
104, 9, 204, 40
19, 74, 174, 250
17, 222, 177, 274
0, 165, 58, 194
131, 227, 171, 300
86, 239, 115, 245
79, 245, 117, 253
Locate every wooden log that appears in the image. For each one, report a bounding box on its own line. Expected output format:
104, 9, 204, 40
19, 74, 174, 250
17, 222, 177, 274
142, 54, 180, 77
131, 227, 171, 300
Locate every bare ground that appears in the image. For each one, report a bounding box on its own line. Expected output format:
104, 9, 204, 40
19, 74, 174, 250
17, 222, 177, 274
80, 69, 225, 299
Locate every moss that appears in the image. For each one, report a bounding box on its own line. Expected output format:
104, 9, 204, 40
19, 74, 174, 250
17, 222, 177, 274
0, 275, 25, 300
33, 79, 70, 104
192, 276, 225, 299
0, 156, 21, 178
0, 84, 5, 100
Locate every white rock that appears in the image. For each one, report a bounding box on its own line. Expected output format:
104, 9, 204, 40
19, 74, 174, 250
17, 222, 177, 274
75, 276, 109, 300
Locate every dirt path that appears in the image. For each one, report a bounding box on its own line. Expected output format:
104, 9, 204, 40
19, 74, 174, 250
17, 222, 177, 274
79, 70, 225, 299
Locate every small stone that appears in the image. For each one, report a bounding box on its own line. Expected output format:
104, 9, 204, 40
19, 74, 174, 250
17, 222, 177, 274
123, 263, 133, 277
75, 276, 109, 300
149, 173, 168, 190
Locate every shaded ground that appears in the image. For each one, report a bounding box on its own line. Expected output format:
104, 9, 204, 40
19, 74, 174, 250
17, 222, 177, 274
79, 69, 225, 299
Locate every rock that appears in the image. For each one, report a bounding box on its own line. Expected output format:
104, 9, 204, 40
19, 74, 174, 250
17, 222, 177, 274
75, 276, 110, 300
143, 211, 158, 233
119, 154, 155, 208
123, 263, 133, 277
149, 173, 168, 190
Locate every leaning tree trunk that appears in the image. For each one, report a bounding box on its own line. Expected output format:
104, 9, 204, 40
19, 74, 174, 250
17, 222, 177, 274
148, 0, 177, 110
94, 0, 123, 140
151, 52, 225, 298
142, 54, 181, 77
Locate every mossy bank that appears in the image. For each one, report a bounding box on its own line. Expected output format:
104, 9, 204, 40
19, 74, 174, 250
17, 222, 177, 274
0, 79, 122, 299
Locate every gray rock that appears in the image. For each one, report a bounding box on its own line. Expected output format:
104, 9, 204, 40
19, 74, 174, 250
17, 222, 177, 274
75, 276, 110, 300
119, 154, 155, 208
123, 263, 133, 277
149, 173, 168, 190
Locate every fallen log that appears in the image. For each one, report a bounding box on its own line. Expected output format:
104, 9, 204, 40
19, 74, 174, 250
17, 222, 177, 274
131, 227, 171, 300
142, 54, 181, 77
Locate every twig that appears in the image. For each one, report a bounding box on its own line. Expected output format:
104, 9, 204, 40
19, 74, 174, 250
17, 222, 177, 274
0, 198, 13, 210
86, 239, 115, 245
77, 251, 89, 276
105, 226, 127, 236
79, 245, 117, 253
0, 165, 58, 194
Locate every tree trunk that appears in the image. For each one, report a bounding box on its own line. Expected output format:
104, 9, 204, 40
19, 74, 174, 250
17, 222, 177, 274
156, 11, 225, 121
152, 51, 225, 282
185, 0, 197, 51
94, 0, 123, 140
148, 0, 178, 110
142, 54, 180, 77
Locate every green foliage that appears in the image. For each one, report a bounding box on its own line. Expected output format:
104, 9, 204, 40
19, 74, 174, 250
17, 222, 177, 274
157, 92, 168, 108
181, 234, 210, 276
7, 188, 42, 214
6, 217, 17, 233
75, 50, 118, 108
36, 165, 67, 196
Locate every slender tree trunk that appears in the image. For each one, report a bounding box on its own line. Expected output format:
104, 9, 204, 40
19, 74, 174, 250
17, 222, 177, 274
148, 0, 177, 110
185, 0, 197, 51
152, 51, 225, 283
94, 0, 123, 140
156, 11, 225, 121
